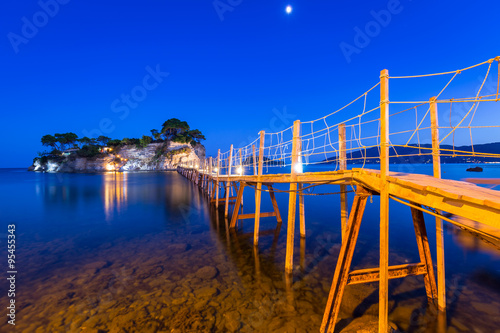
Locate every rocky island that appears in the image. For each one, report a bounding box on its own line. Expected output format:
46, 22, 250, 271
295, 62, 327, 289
28, 118, 206, 173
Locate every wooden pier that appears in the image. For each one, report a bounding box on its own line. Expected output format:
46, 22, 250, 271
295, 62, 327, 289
178, 57, 500, 332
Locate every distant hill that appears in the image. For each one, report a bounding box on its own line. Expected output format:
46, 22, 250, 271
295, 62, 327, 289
321, 142, 500, 164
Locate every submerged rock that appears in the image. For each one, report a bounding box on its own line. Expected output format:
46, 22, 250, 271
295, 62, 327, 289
195, 266, 218, 280
340, 315, 399, 332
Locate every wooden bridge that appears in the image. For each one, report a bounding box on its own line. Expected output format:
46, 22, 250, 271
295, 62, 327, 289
178, 57, 500, 332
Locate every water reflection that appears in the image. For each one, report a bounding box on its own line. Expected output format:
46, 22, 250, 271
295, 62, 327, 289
2, 170, 499, 332
445, 222, 500, 256
103, 172, 128, 221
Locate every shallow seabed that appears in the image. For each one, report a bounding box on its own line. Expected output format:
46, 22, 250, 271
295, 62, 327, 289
0, 168, 499, 332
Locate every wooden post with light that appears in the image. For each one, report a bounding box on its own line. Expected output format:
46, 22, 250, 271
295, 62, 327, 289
431, 96, 446, 312
285, 120, 301, 274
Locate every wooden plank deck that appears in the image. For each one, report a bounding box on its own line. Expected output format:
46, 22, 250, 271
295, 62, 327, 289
200, 168, 500, 234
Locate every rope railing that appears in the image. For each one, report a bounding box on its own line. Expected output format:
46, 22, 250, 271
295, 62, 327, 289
181, 57, 500, 175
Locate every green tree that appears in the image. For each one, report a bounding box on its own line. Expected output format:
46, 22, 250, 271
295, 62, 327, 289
77, 145, 100, 158
108, 139, 122, 147
78, 137, 92, 147
54, 133, 78, 151
41, 134, 58, 150
97, 135, 111, 146
150, 129, 162, 140
161, 118, 190, 140
139, 135, 152, 148
187, 129, 206, 145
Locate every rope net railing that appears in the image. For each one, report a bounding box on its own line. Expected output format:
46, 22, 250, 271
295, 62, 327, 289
188, 56, 500, 176
386, 56, 500, 165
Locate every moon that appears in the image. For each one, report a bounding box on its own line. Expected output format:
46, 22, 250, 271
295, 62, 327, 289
285, 5, 293, 14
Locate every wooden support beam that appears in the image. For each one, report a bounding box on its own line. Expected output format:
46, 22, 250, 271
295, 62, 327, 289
252, 144, 257, 176
238, 211, 276, 220
411, 204, 438, 304
339, 123, 348, 241
321, 188, 369, 333
347, 263, 427, 285
225, 145, 233, 217
230, 183, 245, 228
208, 157, 213, 197
211, 196, 237, 203
299, 183, 306, 238
268, 184, 283, 223
254, 131, 265, 246
239, 148, 243, 206
430, 96, 446, 312
285, 120, 301, 274
216, 150, 220, 209
379, 68, 390, 333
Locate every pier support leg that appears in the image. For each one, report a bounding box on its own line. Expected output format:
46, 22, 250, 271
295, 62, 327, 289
436, 217, 446, 311
285, 181, 298, 274
340, 184, 348, 241
411, 204, 438, 304
254, 181, 262, 246
268, 184, 282, 224
215, 181, 220, 209
321, 188, 368, 333
225, 181, 231, 217
230, 182, 245, 228
299, 183, 305, 238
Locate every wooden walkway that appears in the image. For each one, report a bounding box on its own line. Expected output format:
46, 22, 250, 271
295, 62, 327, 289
178, 165, 500, 332
177, 59, 500, 332
209, 169, 500, 228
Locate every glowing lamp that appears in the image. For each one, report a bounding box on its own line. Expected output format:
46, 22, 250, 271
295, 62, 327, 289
214, 167, 218, 173
236, 166, 243, 175
294, 162, 303, 174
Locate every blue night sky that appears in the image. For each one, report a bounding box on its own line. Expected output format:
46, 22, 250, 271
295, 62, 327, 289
1, 0, 499, 167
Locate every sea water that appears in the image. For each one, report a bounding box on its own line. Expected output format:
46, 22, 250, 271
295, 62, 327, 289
0, 165, 499, 332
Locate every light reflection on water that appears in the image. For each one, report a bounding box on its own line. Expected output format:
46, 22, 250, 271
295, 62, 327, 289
0, 167, 498, 332
104, 172, 128, 222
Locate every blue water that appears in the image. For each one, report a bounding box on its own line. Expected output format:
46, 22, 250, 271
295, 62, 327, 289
0, 166, 499, 332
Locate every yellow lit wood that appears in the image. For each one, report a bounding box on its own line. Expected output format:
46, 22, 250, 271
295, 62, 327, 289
225, 145, 233, 217
285, 120, 301, 274
252, 144, 257, 176
216, 149, 220, 209
431, 96, 446, 312
268, 184, 283, 223
339, 123, 348, 241
379, 68, 389, 333
239, 148, 243, 206
299, 184, 306, 237
254, 131, 265, 246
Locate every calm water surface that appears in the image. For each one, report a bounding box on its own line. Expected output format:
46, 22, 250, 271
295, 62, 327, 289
0, 165, 499, 332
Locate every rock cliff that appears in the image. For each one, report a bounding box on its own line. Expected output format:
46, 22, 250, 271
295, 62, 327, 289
28, 142, 205, 173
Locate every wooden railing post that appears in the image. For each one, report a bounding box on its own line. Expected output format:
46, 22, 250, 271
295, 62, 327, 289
208, 156, 213, 196
339, 123, 348, 242
285, 120, 301, 274
299, 137, 305, 238
254, 131, 265, 246
379, 69, 390, 333
239, 148, 243, 206
225, 145, 234, 217
252, 144, 257, 175
431, 96, 446, 312
216, 150, 220, 209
